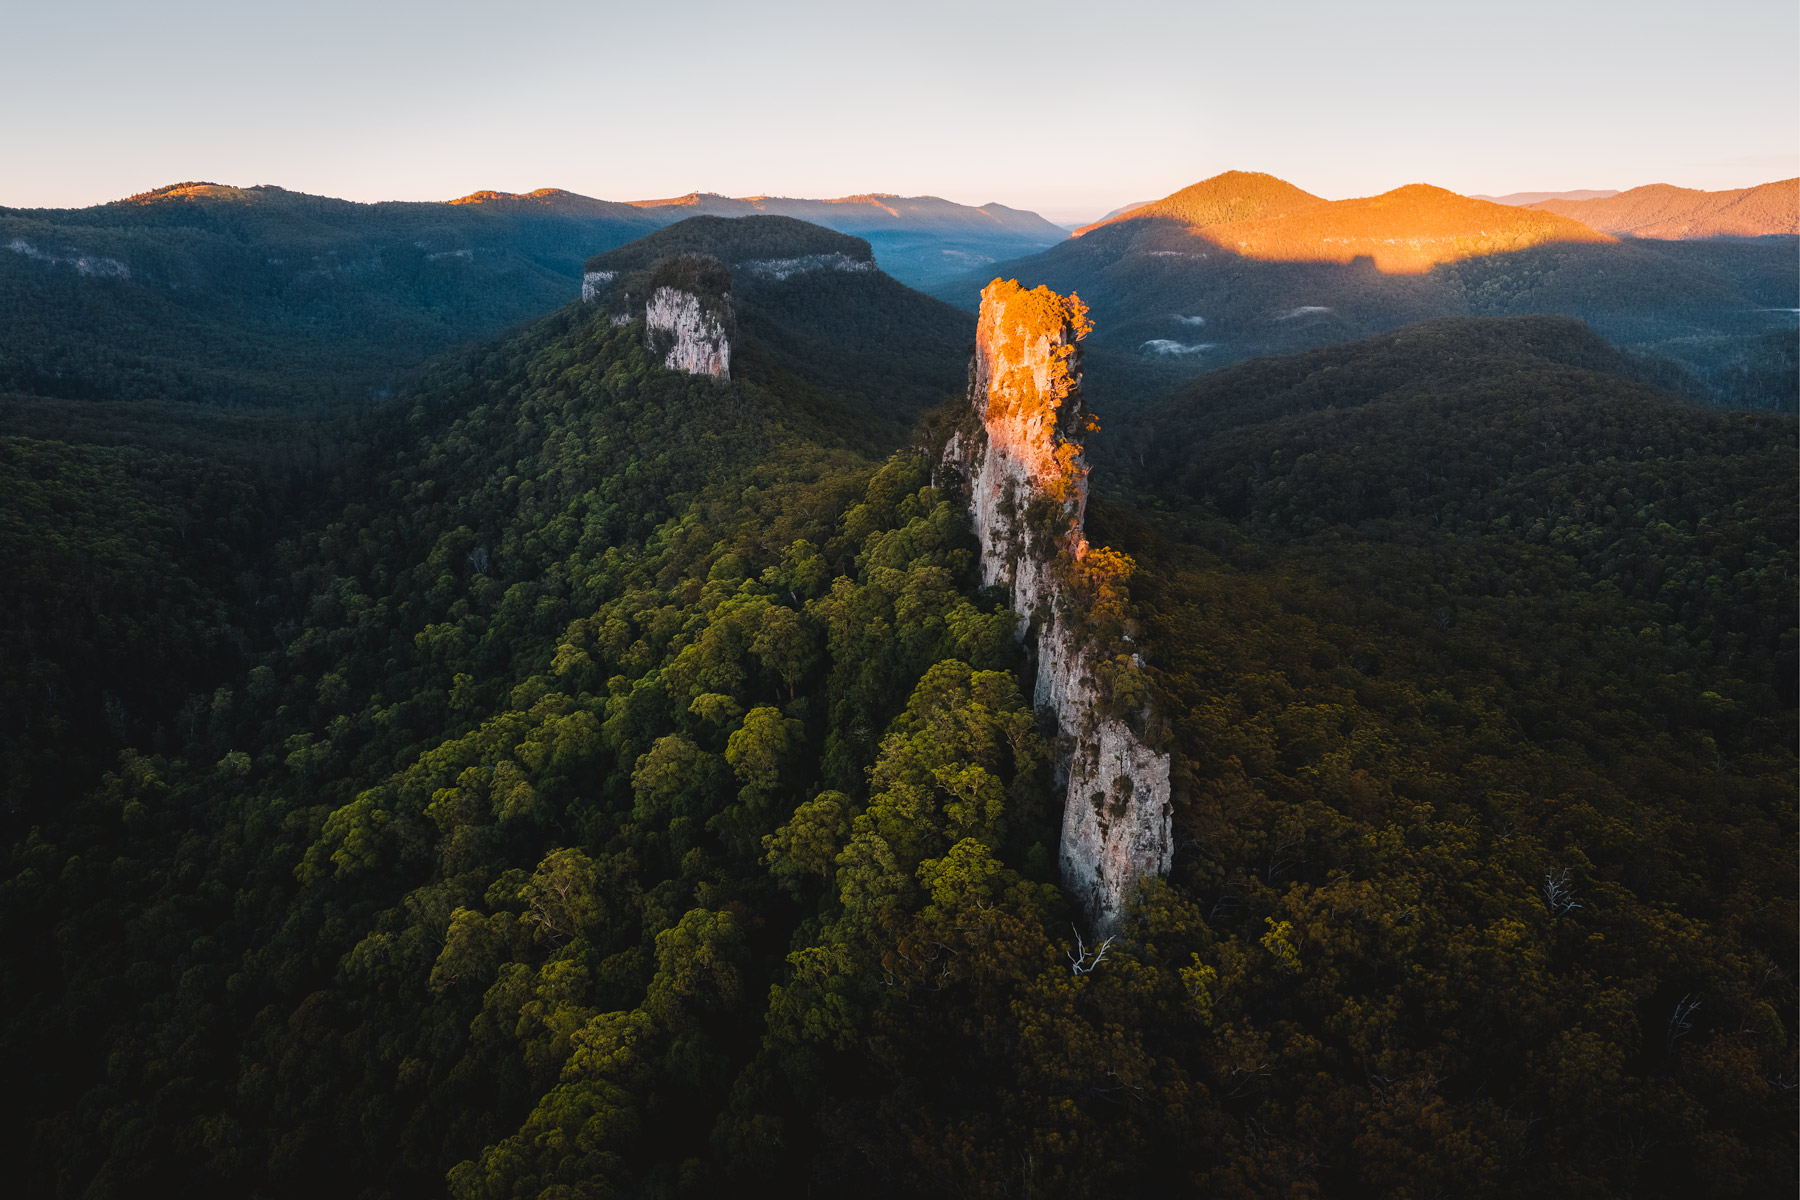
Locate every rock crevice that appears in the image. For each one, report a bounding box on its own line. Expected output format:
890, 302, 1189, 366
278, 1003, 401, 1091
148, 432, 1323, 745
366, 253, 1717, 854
945, 278, 1172, 934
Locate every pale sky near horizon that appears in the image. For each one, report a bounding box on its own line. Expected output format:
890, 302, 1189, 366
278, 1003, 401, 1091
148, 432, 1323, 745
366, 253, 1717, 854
3, 0, 1795, 224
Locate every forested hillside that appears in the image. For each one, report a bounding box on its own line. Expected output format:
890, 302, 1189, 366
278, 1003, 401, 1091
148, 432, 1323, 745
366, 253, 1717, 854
0, 229, 1792, 1200
1527, 179, 1799, 238
0, 184, 1044, 413
0, 184, 664, 407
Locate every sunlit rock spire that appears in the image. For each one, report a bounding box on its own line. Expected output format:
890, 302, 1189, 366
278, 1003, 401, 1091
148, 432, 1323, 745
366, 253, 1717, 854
946, 278, 1173, 934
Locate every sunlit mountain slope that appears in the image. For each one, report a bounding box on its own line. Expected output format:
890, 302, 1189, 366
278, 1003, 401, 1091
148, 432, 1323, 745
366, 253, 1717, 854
1527, 179, 1800, 238
1074, 172, 1611, 274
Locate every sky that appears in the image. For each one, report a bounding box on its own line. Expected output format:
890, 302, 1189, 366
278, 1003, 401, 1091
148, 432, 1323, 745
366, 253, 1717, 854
4, 0, 1795, 224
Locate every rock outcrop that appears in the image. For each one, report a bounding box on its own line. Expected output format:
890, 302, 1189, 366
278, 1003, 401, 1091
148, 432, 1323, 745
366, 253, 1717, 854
645, 286, 731, 378
580, 269, 614, 302
583, 254, 733, 380
946, 279, 1172, 934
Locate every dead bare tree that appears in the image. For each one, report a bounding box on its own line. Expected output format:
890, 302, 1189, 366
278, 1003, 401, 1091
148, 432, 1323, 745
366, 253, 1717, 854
1542, 867, 1583, 917
1068, 925, 1115, 976
1665, 992, 1701, 1063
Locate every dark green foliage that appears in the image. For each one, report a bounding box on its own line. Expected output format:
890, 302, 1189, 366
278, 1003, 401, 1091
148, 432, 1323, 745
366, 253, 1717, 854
1065, 316, 1798, 1195
0, 396, 340, 821
0, 256, 1791, 1200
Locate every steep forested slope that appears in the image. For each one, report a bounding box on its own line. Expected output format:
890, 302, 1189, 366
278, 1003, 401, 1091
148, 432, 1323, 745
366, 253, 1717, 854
586, 216, 975, 448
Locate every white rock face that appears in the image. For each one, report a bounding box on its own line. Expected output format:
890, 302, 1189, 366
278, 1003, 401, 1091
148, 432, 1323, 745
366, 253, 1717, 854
581, 270, 615, 302
645, 286, 730, 378
739, 253, 874, 281
951, 279, 1172, 935
7, 238, 130, 279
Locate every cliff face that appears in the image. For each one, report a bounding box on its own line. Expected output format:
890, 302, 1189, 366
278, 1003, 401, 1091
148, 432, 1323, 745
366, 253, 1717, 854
949, 278, 1172, 933
645, 286, 731, 378
583, 254, 733, 379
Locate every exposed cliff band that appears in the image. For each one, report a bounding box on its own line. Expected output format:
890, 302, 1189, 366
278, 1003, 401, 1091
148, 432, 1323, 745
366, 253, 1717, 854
947, 279, 1173, 934
582, 254, 734, 379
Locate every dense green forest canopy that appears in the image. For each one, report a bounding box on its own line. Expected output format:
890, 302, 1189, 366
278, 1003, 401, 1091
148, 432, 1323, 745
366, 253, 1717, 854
0, 213, 1793, 1200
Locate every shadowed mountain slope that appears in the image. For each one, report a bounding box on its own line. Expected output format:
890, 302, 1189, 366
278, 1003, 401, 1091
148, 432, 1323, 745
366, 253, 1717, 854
1123, 314, 1660, 448
1528, 179, 1800, 238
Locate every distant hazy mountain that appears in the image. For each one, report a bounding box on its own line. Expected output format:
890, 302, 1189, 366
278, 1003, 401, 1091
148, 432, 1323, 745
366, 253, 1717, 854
1094, 199, 1153, 223
622, 191, 1066, 289
1526, 179, 1800, 238
1474, 189, 1621, 205
928, 171, 1797, 410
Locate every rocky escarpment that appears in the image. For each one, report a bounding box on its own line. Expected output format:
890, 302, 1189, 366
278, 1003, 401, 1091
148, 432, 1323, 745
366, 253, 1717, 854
583, 254, 733, 379
944, 279, 1172, 934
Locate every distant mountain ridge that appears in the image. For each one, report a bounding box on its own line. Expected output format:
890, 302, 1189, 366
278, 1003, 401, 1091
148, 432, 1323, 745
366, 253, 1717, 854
1475, 189, 1621, 205
0, 180, 1035, 406
621, 190, 1061, 238
604, 190, 1064, 288
1071, 171, 1611, 273
1526, 179, 1800, 238
9, 180, 1064, 296
927, 170, 1798, 411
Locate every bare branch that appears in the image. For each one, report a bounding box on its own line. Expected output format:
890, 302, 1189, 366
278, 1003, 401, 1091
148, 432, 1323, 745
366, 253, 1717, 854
1542, 867, 1583, 917
1068, 925, 1116, 976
